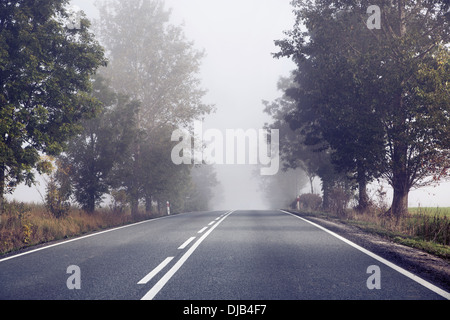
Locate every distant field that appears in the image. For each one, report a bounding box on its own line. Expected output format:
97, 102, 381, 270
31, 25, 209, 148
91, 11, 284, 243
408, 207, 450, 217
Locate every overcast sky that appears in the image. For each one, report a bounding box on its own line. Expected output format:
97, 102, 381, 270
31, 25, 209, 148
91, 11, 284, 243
8, 0, 450, 208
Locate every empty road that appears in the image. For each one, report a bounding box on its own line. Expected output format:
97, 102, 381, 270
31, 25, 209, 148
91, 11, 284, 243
0, 210, 448, 301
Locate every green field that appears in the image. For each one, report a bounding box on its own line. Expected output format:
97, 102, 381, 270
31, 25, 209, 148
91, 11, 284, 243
408, 207, 450, 217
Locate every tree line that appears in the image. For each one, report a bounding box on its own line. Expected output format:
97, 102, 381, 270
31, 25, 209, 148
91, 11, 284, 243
0, 0, 217, 217
265, 0, 450, 216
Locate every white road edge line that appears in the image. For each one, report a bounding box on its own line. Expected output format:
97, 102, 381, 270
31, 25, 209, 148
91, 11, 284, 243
138, 257, 174, 285
141, 210, 234, 300
280, 210, 450, 300
0, 214, 174, 264
178, 237, 196, 250
198, 227, 208, 234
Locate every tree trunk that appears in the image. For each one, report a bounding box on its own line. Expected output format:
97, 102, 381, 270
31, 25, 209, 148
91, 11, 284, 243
321, 179, 331, 211
356, 162, 370, 212
130, 190, 139, 218
308, 174, 315, 194
86, 193, 95, 214
0, 163, 5, 214
390, 95, 410, 217
391, 143, 410, 216
391, 186, 409, 217
145, 194, 152, 213
387, 30, 410, 218
397, 0, 406, 37
357, 175, 370, 212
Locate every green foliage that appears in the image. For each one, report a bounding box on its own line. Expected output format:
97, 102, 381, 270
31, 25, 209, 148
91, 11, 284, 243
67, 0, 218, 215
62, 74, 217, 215
0, 200, 34, 246
263, 75, 356, 211
0, 0, 106, 209
44, 160, 72, 219
298, 193, 322, 211
273, 0, 450, 216
109, 189, 129, 214
59, 76, 138, 213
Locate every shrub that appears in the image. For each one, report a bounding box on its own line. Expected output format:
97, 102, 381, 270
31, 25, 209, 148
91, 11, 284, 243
298, 193, 322, 211
328, 187, 351, 217
45, 176, 71, 218
109, 189, 128, 214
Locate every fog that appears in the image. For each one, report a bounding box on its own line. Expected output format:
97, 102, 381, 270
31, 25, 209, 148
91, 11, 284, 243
163, 0, 297, 210
7, 0, 450, 209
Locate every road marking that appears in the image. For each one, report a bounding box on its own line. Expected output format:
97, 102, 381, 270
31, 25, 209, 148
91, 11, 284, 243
280, 210, 450, 300
138, 257, 174, 285
141, 210, 234, 300
198, 227, 208, 234
178, 237, 196, 250
208, 221, 216, 226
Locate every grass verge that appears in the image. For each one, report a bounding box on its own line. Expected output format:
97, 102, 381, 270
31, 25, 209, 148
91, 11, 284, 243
0, 201, 166, 257
293, 207, 450, 261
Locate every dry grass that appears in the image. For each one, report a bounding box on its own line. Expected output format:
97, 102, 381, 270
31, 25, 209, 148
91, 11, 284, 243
0, 201, 164, 256
303, 205, 450, 259
342, 207, 449, 246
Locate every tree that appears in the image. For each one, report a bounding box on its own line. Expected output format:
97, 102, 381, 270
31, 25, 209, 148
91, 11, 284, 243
0, 0, 106, 212
94, 0, 214, 216
184, 165, 220, 212
44, 158, 72, 218
95, 0, 214, 131
275, 0, 450, 216
274, 4, 386, 211
60, 76, 139, 213
263, 75, 354, 211
133, 124, 192, 214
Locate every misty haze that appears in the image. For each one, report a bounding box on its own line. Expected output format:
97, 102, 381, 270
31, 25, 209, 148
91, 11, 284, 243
0, 0, 449, 303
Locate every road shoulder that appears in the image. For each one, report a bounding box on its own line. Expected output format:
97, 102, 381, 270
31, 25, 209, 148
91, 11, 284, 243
284, 210, 450, 293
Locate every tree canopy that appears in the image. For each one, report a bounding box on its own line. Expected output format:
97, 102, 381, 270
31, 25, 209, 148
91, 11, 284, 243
0, 0, 106, 211
272, 0, 450, 215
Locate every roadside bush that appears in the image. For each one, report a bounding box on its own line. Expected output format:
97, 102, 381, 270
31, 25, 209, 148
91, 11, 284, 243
0, 201, 35, 250
328, 187, 351, 217
109, 189, 129, 214
298, 193, 322, 211
45, 176, 71, 218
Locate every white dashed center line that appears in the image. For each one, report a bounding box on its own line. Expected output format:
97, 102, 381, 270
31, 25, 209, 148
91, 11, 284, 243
178, 237, 196, 250
137, 257, 174, 285
197, 227, 208, 234
141, 210, 234, 300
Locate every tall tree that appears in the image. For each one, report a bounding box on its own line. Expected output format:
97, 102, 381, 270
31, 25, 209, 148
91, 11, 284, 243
0, 0, 106, 211
95, 0, 213, 130
275, 0, 450, 216
94, 0, 214, 216
264, 75, 359, 211
60, 76, 139, 213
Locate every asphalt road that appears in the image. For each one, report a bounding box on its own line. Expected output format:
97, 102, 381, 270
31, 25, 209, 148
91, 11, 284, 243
0, 210, 448, 300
